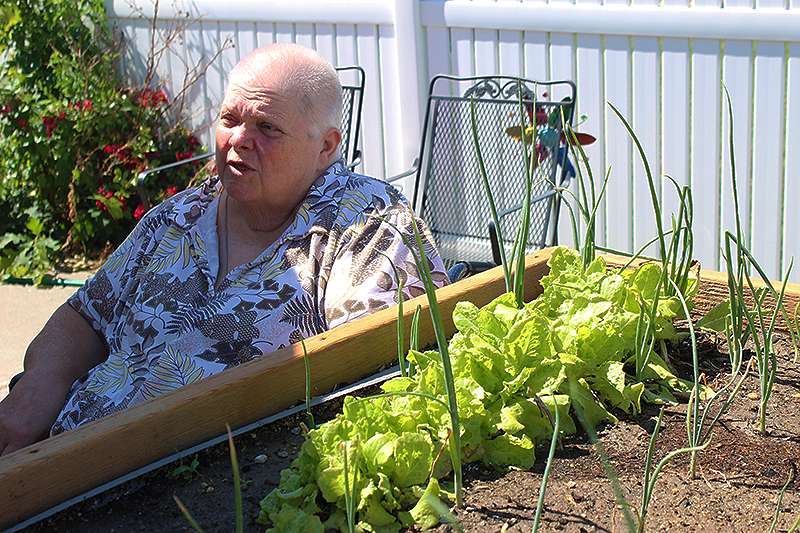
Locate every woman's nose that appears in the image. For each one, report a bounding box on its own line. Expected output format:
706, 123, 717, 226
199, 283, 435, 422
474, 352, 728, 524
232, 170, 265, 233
229, 124, 254, 149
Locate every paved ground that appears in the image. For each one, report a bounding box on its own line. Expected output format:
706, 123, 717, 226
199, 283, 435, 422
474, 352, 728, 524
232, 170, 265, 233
0, 274, 90, 400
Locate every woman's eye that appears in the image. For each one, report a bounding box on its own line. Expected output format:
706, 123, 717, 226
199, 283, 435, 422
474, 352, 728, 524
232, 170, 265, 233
260, 122, 280, 133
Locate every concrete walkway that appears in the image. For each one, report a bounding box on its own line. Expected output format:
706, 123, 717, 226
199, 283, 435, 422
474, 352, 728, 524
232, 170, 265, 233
0, 275, 89, 400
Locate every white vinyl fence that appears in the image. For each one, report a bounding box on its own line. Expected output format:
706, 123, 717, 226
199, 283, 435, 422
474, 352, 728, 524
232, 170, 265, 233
108, 0, 800, 281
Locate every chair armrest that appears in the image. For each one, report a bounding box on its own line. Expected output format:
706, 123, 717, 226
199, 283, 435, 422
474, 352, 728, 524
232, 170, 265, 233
346, 150, 362, 170
386, 158, 419, 183
137, 152, 214, 209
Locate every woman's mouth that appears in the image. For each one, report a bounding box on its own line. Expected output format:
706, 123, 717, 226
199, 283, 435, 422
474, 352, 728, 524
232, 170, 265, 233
227, 160, 253, 173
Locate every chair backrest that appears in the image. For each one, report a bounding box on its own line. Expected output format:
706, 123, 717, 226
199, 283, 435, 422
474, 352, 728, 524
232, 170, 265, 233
336, 66, 365, 166
412, 75, 576, 268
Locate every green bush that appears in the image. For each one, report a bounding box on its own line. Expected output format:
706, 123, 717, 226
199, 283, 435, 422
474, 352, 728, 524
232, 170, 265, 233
0, 0, 207, 282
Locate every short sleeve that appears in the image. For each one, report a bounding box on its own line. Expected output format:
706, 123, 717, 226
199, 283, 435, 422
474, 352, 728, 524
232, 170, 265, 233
67, 206, 165, 342
323, 204, 448, 330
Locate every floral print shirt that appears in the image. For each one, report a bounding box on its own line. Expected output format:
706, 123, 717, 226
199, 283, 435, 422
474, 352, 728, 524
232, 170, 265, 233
52, 161, 447, 434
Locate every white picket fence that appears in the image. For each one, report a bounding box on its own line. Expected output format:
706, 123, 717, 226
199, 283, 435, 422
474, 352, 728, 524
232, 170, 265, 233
108, 0, 800, 281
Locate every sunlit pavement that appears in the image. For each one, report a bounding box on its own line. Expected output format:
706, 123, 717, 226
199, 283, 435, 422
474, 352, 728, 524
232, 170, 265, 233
0, 274, 89, 400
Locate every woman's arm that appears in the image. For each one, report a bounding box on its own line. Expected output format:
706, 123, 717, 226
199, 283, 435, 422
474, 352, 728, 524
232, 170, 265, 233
0, 303, 107, 455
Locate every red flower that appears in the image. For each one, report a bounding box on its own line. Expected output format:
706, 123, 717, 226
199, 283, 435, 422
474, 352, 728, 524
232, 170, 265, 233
0, 104, 11, 114
175, 151, 193, 161
152, 89, 168, 106
81, 99, 93, 111
58, 111, 66, 120
137, 89, 168, 108
165, 186, 178, 197
17, 118, 27, 128
187, 134, 200, 148
43, 116, 58, 138
133, 203, 146, 221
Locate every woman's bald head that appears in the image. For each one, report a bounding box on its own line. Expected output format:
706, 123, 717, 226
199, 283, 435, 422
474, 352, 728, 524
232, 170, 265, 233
228, 44, 343, 138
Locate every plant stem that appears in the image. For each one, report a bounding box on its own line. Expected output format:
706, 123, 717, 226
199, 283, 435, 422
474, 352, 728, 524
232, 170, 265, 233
532, 399, 560, 532
301, 338, 315, 429
408, 212, 463, 507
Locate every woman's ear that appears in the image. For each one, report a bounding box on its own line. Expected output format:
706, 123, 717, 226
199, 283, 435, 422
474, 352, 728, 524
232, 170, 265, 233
319, 126, 342, 165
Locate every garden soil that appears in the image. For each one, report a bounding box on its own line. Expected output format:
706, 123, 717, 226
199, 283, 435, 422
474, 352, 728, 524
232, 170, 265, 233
23, 333, 799, 533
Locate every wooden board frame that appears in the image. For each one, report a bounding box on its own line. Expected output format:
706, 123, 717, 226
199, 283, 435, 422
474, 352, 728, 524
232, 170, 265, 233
1, 247, 798, 528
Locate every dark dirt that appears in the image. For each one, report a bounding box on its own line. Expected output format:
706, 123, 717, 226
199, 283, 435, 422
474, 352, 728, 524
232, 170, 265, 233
23, 337, 800, 533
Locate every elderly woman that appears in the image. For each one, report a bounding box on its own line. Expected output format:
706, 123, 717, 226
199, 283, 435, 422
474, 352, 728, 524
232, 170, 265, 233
0, 44, 446, 455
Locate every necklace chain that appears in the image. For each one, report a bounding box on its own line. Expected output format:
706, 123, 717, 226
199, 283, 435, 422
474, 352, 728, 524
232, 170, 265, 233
220, 193, 229, 285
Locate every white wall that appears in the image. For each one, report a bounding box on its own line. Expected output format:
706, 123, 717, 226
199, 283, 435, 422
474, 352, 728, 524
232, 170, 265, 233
107, 0, 800, 281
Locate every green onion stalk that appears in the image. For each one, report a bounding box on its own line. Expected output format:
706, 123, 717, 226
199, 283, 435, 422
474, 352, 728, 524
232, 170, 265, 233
301, 338, 315, 430
740, 258, 793, 435
379, 251, 408, 377
638, 408, 708, 533
408, 213, 464, 507
769, 466, 796, 533
173, 425, 244, 533
571, 395, 637, 533
532, 397, 561, 533
670, 278, 749, 478
470, 97, 511, 293
561, 115, 612, 269
608, 103, 671, 296
341, 440, 359, 533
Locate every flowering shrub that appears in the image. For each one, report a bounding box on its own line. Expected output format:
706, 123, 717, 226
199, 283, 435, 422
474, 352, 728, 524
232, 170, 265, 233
0, 0, 208, 281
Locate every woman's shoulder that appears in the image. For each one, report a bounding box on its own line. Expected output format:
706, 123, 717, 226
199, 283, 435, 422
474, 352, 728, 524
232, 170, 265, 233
141, 177, 220, 231
339, 167, 410, 213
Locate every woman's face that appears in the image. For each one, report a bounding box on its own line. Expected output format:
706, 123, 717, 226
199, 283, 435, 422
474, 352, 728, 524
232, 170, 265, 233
214, 71, 339, 218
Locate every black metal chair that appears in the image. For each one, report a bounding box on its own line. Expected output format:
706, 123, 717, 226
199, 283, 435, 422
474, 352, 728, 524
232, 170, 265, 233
388, 75, 576, 277
136, 65, 366, 209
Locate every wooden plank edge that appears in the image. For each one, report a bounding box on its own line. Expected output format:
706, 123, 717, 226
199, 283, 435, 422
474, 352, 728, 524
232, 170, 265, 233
0, 249, 556, 528
600, 253, 800, 335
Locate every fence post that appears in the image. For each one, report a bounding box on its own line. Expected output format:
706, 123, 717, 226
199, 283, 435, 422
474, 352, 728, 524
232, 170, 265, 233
392, 0, 427, 197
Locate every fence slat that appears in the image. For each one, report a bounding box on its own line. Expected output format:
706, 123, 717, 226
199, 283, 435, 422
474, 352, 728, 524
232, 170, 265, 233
661, 38, 691, 248
575, 34, 606, 247
256, 22, 275, 47
690, 39, 721, 270
499, 30, 524, 77
523, 30, 548, 98
474, 28, 499, 76
236, 22, 257, 58
294, 23, 315, 49
201, 21, 223, 146
604, 35, 633, 252
751, 42, 787, 279
721, 40, 754, 250
785, 44, 800, 281
356, 25, 386, 178
550, 33, 578, 248
379, 24, 406, 181
275, 22, 294, 44
315, 24, 335, 62
632, 37, 660, 257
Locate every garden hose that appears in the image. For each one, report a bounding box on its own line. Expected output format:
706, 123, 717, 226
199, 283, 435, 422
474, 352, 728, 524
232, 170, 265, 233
2, 276, 86, 287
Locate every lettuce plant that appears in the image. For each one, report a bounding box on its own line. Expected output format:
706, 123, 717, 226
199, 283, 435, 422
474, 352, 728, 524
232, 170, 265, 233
258, 248, 694, 531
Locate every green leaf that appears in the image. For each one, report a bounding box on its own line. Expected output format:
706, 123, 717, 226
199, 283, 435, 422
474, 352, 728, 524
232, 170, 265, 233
696, 300, 730, 332
409, 477, 446, 530
483, 433, 535, 470
25, 217, 44, 236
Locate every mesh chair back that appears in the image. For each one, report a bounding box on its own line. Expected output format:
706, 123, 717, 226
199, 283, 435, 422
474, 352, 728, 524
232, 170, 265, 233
412, 76, 576, 268
336, 66, 365, 166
